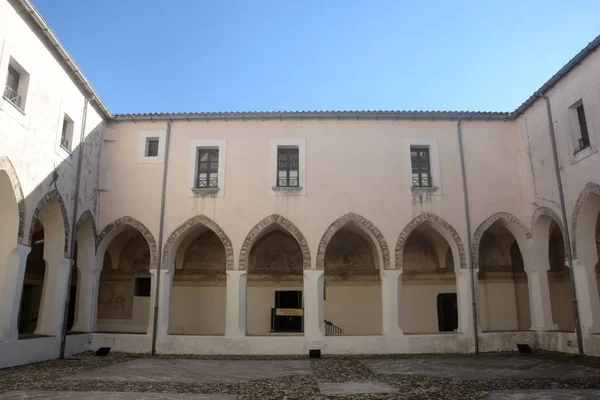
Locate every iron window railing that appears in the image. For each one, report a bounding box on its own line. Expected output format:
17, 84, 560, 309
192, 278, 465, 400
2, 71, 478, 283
575, 105, 590, 153
60, 135, 70, 150
196, 149, 219, 188
3, 85, 21, 109
277, 148, 299, 187
411, 146, 432, 187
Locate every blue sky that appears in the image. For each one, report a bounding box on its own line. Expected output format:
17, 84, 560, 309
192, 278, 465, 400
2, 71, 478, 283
32, 0, 599, 114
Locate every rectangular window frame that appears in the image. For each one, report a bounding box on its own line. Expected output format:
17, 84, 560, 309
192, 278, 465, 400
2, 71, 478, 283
145, 137, 159, 157
269, 139, 306, 196
135, 277, 151, 297
575, 104, 590, 153
195, 147, 220, 189
276, 147, 300, 188
137, 130, 166, 163
3, 57, 30, 112
403, 138, 442, 196
60, 114, 74, 153
410, 146, 432, 188
565, 96, 597, 164
187, 139, 227, 197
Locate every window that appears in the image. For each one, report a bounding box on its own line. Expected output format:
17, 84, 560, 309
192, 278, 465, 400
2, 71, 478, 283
196, 148, 219, 188
145, 138, 159, 157
60, 115, 74, 152
135, 278, 151, 297
411, 146, 432, 187
277, 147, 299, 187
575, 104, 590, 152
3, 58, 29, 111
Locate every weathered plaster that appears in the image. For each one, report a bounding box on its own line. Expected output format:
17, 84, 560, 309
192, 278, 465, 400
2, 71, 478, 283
0, 156, 25, 244
98, 216, 158, 270
76, 209, 98, 249
27, 189, 70, 257
571, 182, 600, 258
239, 214, 311, 270
316, 212, 390, 270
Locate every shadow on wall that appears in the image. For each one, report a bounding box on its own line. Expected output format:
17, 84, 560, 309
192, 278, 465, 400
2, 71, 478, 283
0, 116, 105, 344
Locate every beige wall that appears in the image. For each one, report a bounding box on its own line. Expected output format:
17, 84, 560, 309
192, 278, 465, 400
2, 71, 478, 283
324, 283, 382, 335
247, 283, 303, 335
170, 284, 226, 335
97, 296, 149, 333
478, 277, 531, 331
402, 282, 456, 333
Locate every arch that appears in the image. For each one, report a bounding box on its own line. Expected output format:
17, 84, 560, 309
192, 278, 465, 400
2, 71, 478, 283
0, 156, 26, 244
395, 212, 466, 270
239, 214, 311, 270
163, 215, 234, 271
571, 182, 600, 258
531, 206, 567, 254
316, 212, 390, 270
27, 189, 70, 257
97, 216, 158, 270
76, 209, 98, 249
472, 212, 531, 270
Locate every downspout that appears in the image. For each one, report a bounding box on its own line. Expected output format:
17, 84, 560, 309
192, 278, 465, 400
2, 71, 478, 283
151, 120, 172, 355
539, 94, 584, 355
59, 97, 90, 359
457, 120, 479, 354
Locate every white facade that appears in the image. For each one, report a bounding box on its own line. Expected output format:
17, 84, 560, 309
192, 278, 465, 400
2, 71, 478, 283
1, 0, 600, 369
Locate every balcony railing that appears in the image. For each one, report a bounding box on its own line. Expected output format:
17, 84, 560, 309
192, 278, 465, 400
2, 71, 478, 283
60, 136, 70, 151
3, 85, 21, 109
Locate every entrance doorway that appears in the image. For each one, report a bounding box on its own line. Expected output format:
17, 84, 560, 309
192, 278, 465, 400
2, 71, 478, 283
271, 290, 303, 332
437, 293, 458, 332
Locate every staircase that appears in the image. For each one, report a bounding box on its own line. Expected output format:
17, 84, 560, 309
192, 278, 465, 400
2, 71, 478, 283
324, 320, 344, 336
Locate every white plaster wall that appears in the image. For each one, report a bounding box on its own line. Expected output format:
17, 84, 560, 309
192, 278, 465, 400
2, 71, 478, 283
402, 281, 457, 333
170, 284, 226, 335
324, 284, 382, 335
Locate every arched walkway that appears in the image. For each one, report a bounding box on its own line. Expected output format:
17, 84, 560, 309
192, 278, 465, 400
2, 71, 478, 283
94, 217, 157, 334
474, 213, 532, 332
27, 190, 70, 257
395, 214, 465, 334
240, 214, 309, 335
315, 213, 389, 335
163, 216, 232, 335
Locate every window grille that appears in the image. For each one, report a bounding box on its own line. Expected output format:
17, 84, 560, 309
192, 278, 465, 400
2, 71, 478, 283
277, 147, 299, 187
196, 149, 219, 188
576, 104, 590, 152
411, 146, 432, 188
146, 139, 159, 157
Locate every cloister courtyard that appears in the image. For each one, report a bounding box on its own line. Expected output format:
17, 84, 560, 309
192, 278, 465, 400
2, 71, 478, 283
1, 352, 600, 399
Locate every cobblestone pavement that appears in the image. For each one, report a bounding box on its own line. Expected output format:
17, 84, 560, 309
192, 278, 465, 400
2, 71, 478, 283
1, 352, 600, 399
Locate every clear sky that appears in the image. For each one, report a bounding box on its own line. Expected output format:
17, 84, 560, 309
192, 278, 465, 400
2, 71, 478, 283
31, 0, 599, 114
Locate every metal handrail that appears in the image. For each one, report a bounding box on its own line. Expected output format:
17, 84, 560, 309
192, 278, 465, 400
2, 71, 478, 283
324, 320, 344, 336
3, 85, 22, 108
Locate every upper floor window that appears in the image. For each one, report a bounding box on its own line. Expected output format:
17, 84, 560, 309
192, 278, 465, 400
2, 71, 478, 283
3, 58, 29, 111
196, 148, 219, 188
575, 104, 590, 152
145, 138, 159, 157
277, 147, 299, 187
61, 114, 74, 152
411, 146, 432, 188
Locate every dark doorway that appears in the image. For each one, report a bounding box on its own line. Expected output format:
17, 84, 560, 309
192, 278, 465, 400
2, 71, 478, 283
437, 293, 458, 332
271, 290, 303, 332
66, 284, 77, 331
18, 283, 43, 334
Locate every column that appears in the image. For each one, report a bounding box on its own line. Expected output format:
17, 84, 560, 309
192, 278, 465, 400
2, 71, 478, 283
573, 259, 600, 334
0, 244, 31, 341
303, 269, 324, 339
381, 269, 402, 336
36, 258, 70, 336
155, 269, 172, 338
456, 268, 477, 336
527, 269, 557, 331
225, 270, 247, 337
71, 268, 97, 332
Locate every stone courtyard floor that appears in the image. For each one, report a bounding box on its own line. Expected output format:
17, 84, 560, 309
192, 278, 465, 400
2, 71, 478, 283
1, 352, 600, 399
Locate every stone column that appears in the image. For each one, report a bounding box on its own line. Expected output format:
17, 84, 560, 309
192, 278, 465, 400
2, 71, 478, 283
573, 259, 600, 334
381, 269, 402, 336
527, 269, 557, 331
36, 258, 70, 336
225, 270, 247, 337
0, 244, 31, 341
155, 269, 172, 338
71, 268, 97, 332
456, 268, 477, 336
303, 269, 324, 339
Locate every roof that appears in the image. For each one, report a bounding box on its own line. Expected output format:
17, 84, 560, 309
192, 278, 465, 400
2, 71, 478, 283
17, 0, 600, 123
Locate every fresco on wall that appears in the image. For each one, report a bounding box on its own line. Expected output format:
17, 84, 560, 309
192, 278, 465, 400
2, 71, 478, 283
402, 232, 453, 280
324, 230, 378, 280
98, 280, 134, 319
249, 230, 303, 281
176, 230, 226, 281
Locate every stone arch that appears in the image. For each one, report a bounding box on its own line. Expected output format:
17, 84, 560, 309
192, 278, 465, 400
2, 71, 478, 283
317, 212, 390, 270
395, 212, 466, 270
239, 214, 311, 270
571, 182, 600, 258
162, 215, 234, 271
76, 210, 98, 249
97, 216, 158, 270
531, 206, 567, 253
27, 189, 70, 257
0, 156, 26, 244
472, 212, 531, 270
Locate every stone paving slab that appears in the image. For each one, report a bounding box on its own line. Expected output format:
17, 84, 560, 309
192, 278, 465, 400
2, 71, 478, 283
361, 356, 600, 380
0, 392, 237, 400
61, 359, 313, 383
318, 381, 398, 395
485, 389, 600, 399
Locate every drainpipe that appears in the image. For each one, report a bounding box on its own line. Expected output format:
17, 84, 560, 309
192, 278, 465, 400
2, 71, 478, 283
151, 120, 172, 355
457, 120, 479, 354
539, 94, 584, 355
59, 97, 89, 359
